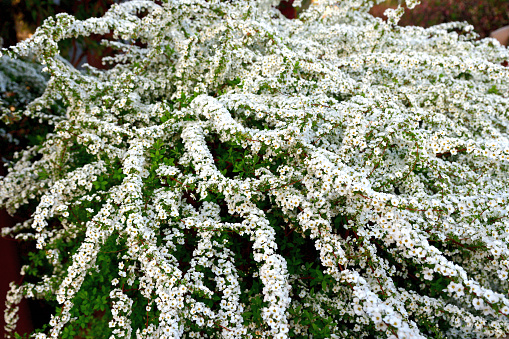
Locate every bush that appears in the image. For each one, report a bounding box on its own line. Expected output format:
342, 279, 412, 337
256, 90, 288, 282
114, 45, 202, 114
1, 0, 509, 338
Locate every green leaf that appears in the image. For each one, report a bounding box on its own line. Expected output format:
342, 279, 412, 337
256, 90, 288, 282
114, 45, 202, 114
488, 85, 499, 94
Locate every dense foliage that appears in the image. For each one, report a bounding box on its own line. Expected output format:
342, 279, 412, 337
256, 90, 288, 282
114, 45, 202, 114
1, 0, 509, 338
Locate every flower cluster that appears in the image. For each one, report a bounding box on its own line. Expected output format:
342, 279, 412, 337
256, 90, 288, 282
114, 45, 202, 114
1, 0, 509, 338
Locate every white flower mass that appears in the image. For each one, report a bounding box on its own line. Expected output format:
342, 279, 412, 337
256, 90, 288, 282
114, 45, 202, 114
1, 0, 509, 338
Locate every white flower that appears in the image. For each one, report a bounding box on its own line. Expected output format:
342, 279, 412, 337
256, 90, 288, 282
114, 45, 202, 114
353, 304, 364, 315
472, 298, 484, 310
447, 282, 457, 294
484, 290, 499, 304
422, 268, 433, 280
387, 316, 402, 328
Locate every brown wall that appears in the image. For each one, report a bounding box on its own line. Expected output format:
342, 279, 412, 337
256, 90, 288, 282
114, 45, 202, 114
0, 209, 33, 338
0, 159, 33, 337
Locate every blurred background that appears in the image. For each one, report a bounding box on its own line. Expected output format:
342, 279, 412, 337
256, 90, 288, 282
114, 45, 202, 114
370, 0, 509, 42
0, 0, 508, 338
0, 0, 118, 68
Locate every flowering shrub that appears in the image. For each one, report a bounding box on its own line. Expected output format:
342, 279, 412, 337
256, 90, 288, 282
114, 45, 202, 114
1, 0, 509, 338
